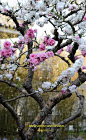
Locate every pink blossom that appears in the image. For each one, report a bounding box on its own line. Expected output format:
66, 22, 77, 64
61, 90, 67, 94
83, 14, 86, 21
82, 66, 86, 69
17, 37, 25, 49
30, 54, 37, 59
34, 29, 37, 33
81, 51, 86, 57
60, 48, 63, 51
1, 49, 11, 58
66, 45, 73, 53
75, 56, 79, 59
27, 51, 54, 71
76, 36, 79, 40
18, 44, 24, 50
23, 29, 36, 44
27, 29, 35, 39
39, 43, 45, 51
24, 34, 31, 44
4, 41, 11, 49
11, 48, 16, 55
1, 49, 7, 57
19, 23, 23, 27
32, 67, 37, 71
37, 53, 47, 62
44, 36, 55, 46
70, 7, 73, 10
46, 51, 54, 58
4, 8, 7, 12
57, 48, 63, 55
0, 47, 16, 58
49, 39, 55, 46
57, 50, 62, 55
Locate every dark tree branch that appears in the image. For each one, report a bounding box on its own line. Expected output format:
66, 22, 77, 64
0, 11, 24, 35
52, 39, 72, 53
64, 20, 75, 34
25, 90, 72, 140
2, 92, 36, 103
45, 92, 84, 140
0, 80, 28, 94
0, 92, 26, 140
68, 42, 79, 63
64, 9, 81, 19
54, 54, 71, 67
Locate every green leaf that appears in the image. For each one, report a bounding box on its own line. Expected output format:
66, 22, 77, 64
14, 42, 17, 44
63, 18, 65, 21
51, 9, 53, 12
80, 82, 82, 85
4, 60, 7, 63
25, 30, 27, 34
79, 34, 82, 38
7, 18, 9, 22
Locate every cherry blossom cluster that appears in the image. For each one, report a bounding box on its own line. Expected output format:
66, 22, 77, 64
13, 29, 37, 50
43, 36, 55, 46
61, 85, 78, 94
39, 36, 55, 51
27, 51, 54, 71
0, 41, 16, 58
38, 57, 83, 94
66, 45, 73, 53
72, 35, 86, 57
57, 48, 63, 55
57, 57, 83, 86
24, 29, 37, 45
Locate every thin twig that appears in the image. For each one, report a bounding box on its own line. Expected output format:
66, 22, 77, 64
54, 54, 71, 67
2, 92, 36, 102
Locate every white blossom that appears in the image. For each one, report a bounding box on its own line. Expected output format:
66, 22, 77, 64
10, 56, 15, 61
6, 64, 17, 71
68, 85, 78, 93
38, 87, 43, 94
73, 58, 83, 70
1, 64, 5, 69
47, 46, 53, 50
67, 67, 75, 78
0, 5, 3, 12
16, 77, 21, 81
42, 82, 51, 89
0, 75, 3, 80
56, 2, 65, 12
5, 74, 12, 80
